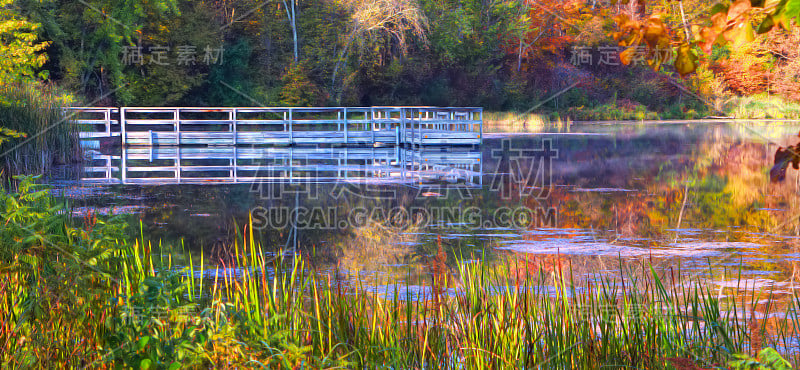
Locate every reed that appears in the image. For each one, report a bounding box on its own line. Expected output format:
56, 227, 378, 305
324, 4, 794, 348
106, 225, 800, 368
0, 82, 78, 177
1, 181, 798, 368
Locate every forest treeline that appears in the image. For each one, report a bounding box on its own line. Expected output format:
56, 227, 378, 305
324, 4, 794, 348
3, 0, 800, 118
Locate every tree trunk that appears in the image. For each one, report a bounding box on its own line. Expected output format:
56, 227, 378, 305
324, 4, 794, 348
679, 0, 691, 40
282, 0, 299, 64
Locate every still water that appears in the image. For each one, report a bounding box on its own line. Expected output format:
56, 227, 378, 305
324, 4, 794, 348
51, 122, 800, 295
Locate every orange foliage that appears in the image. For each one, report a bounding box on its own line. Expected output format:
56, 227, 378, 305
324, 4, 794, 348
761, 27, 800, 101
504, 0, 584, 72
710, 42, 768, 96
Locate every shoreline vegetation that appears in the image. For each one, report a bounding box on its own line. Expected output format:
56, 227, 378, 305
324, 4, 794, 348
483, 95, 800, 132
1, 176, 797, 368
4, 0, 800, 139
0, 82, 78, 179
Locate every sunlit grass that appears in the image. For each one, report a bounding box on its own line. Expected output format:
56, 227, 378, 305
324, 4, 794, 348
483, 112, 568, 132
725, 94, 800, 120
2, 179, 799, 368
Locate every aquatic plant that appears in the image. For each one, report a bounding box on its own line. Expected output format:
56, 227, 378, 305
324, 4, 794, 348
1, 178, 798, 368
0, 82, 78, 177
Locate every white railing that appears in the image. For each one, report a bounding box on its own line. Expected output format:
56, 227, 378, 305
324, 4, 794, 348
67, 108, 120, 139
81, 146, 482, 187
68, 106, 482, 146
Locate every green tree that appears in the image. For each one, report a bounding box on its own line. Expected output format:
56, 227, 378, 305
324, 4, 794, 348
23, 0, 179, 103
124, 1, 221, 106
0, 0, 49, 85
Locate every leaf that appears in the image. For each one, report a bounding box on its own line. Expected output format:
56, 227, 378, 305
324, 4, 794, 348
728, 348, 793, 370
138, 336, 151, 351
728, 0, 752, 21
619, 46, 636, 65
643, 21, 667, 48
771, 0, 792, 29
699, 11, 730, 53
782, 0, 800, 30
757, 348, 792, 369
771, 147, 793, 182
727, 21, 755, 46
18, 254, 37, 267
140, 359, 152, 370
710, 2, 730, 15
674, 44, 698, 77
757, 15, 775, 33
729, 353, 761, 369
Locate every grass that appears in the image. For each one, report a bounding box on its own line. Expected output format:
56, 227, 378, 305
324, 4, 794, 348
723, 94, 800, 120
486, 94, 800, 126
485, 102, 692, 131
565, 100, 665, 122
1, 177, 799, 368
0, 82, 78, 177
483, 112, 569, 133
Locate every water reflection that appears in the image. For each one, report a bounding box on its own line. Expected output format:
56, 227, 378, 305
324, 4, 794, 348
52, 122, 800, 295
81, 146, 482, 187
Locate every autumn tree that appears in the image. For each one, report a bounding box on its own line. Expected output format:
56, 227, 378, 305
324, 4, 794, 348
761, 26, 800, 101
505, 0, 584, 73
611, 0, 800, 76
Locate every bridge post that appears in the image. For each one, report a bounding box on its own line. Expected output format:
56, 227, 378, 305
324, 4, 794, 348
103, 109, 110, 135
479, 108, 483, 145
288, 108, 293, 145
399, 108, 405, 146
174, 108, 180, 145
231, 108, 237, 146
344, 107, 348, 144
121, 145, 127, 183
370, 107, 375, 145
120, 108, 127, 146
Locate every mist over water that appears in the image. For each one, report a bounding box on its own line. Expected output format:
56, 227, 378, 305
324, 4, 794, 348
52, 121, 800, 292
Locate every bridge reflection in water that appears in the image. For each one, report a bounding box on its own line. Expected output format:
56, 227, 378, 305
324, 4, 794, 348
81, 146, 482, 187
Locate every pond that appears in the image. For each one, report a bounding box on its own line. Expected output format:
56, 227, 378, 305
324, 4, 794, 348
51, 121, 800, 296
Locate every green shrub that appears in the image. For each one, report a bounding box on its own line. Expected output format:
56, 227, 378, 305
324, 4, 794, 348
0, 175, 126, 366
104, 273, 214, 369
279, 63, 327, 107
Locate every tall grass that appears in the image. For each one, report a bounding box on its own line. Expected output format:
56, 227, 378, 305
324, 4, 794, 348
724, 94, 800, 120
1, 178, 798, 368
0, 82, 78, 176
483, 112, 567, 133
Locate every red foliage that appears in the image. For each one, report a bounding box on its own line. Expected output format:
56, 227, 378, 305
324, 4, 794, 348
762, 28, 800, 102
711, 58, 768, 96
503, 0, 584, 73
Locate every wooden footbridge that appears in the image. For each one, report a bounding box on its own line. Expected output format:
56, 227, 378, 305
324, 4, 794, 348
71, 106, 482, 147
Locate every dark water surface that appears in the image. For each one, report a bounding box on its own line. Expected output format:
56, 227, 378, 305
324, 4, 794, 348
51, 122, 800, 295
